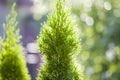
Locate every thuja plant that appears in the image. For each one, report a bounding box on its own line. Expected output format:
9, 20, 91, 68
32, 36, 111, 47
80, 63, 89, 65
37, 0, 83, 80
0, 3, 30, 80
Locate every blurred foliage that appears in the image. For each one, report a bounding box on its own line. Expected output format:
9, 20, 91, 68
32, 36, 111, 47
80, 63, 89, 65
70, 0, 120, 80
0, 3, 30, 80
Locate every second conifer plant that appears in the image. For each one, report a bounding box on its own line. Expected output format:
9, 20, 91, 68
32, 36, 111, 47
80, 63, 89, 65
37, 0, 83, 80
0, 4, 30, 80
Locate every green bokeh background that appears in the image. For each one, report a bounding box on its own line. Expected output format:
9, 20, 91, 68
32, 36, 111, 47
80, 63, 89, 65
70, 0, 120, 80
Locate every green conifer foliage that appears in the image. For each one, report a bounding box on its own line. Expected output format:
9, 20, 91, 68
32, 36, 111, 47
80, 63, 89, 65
0, 3, 30, 80
37, 0, 83, 80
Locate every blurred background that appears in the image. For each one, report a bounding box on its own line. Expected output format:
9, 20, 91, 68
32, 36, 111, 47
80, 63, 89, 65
0, 0, 120, 80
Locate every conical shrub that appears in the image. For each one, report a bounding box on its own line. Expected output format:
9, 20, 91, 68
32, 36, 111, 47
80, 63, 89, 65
0, 3, 31, 80
37, 0, 83, 80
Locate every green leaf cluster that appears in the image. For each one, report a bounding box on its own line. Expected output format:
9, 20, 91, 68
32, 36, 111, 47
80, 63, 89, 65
0, 3, 30, 80
37, 0, 83, 80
